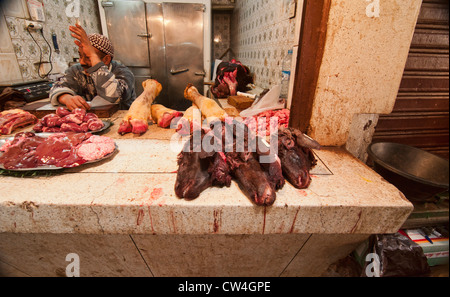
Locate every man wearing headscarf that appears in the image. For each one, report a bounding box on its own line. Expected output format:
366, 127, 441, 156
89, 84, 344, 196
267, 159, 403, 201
49, 23, 136, 111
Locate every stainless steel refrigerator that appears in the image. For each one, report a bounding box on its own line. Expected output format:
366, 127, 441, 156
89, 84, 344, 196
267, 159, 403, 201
99, 0, 210, 111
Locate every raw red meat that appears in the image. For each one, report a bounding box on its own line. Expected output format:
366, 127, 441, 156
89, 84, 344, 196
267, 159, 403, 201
33, 107, 104, 133
77, 135, 116, 162
61, 123, 84, 133
87, 118, 105, 131
73, 108, 86, 118
56, 107, 71, 117
222, 70, 238, 96
0, 132, 44, 169
175, 148, 214, 200
0, 109, 38, 135
34, 133, 89, 168
83, 113, 99, 122
227, 152, 277, 206
243, 109, 290, 137
80, 122, 89, 132
33, 122, 44, 133
42, 127, 62, 133
0, 132, 115, 170
41, 114, 62, 128
61, 113, 83, 125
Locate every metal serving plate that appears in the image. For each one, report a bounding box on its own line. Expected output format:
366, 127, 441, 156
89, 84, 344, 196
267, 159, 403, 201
32, 120, 112, 134
92, 120, 112, 134
0, 133, 118, 172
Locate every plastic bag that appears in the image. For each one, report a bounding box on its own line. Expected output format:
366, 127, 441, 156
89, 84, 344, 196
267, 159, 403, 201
240, 85, 286, 118
362, 233, 431, 277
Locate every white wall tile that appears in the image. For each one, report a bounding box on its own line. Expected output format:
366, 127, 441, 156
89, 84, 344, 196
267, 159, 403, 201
230, 0, 299, 89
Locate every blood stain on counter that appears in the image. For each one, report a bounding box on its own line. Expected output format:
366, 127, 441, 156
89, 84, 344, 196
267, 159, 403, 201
150, 188, 163, 200
213, 210, 222, 233
116, 177, 126, 184
289, 207, 301, 234
136, 209, 145, 226
297, 190, 308, 197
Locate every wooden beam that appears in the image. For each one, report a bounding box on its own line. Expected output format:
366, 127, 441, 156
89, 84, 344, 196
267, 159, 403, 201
289, 0, 332, 133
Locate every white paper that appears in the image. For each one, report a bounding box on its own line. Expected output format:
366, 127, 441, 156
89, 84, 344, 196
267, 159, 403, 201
65, 0, 80, 18
36, 103, 56, 111
239, 85, 285, 118
36, 96, 117, 110
87, 96, 117, 108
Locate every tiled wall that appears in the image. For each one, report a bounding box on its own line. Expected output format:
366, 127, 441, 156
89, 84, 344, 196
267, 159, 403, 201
211, 0, 234, 66
0, 0, 101, 83
2, 0, 298, 90
212, 12, 232, 61
230, 0, 298, 89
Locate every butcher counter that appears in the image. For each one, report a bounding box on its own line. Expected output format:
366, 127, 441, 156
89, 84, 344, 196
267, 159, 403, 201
0, 109, 413, 277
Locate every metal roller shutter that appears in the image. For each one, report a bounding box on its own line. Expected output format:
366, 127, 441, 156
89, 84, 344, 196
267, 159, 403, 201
373, 0, 449, 160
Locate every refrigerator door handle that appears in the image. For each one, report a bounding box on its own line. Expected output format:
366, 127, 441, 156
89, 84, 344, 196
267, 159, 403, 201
170, 68, 189, 75
194, 71, 206, 77
137, 33, 152, 38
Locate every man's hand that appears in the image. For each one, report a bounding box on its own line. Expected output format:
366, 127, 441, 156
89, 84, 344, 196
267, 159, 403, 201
58, 94, 91, 111
69, 23, 101, 67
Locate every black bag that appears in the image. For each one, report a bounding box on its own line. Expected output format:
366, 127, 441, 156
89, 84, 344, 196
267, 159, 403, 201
363, 233, 431, 277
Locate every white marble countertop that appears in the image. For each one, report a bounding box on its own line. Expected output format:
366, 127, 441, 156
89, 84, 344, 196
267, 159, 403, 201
0, 111, 413, 235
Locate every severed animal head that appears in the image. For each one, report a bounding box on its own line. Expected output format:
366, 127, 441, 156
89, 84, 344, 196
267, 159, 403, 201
277, 127, 320, 189
174, 130, 231, 200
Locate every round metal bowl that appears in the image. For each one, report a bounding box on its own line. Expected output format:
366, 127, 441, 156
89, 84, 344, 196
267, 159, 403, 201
368, 142, 449, 202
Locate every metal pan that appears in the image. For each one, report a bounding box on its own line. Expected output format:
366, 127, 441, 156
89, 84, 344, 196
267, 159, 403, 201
368, 142, 449, 202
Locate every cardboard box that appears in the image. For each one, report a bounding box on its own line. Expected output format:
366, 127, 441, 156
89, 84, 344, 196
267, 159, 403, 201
405, 229, 449, 267
227, 95, 254, 110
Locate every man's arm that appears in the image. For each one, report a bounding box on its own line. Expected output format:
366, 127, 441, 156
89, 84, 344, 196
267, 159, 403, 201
87, 63, 136, 108
49, 67, 90, 110
85, 62, 134, 105
58, 94, 91, 111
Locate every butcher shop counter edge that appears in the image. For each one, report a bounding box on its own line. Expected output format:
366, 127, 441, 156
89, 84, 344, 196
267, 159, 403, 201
0, 111, 414, 236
